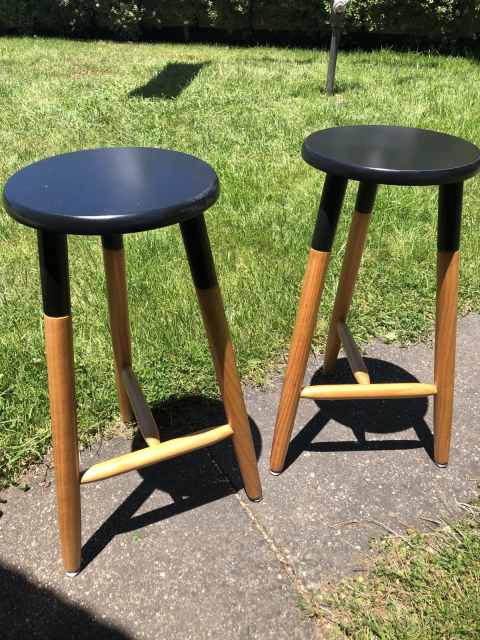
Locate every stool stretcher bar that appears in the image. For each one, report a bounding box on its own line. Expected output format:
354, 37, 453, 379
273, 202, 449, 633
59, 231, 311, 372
80, 424, 234, 484
336, 321, 370, 385
300, 382, 437, 401
121, 366, 161, 447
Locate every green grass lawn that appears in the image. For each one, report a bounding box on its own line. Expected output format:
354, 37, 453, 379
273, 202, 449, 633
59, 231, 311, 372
1, 38, 480, 484
310, 507, 480, 639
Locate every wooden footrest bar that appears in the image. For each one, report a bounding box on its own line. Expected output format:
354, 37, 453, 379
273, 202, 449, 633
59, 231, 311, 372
121, 366, 161, 447
300, 382, 437, 401
80, 424, 233, 484
336, 321, 370, 385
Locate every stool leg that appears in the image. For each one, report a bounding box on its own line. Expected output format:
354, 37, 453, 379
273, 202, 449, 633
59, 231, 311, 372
181, 215, 262, 501
102, 235, 134, 424
323, 182, 378, 374
434, 183, 463, 466
38, 231, 81, 575
270, 175, 348, 474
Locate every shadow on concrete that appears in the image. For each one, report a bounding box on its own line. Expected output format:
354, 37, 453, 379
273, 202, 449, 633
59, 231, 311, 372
129, 62, 206, 99
0, 562, 129, 639
284, 357, 434, 470
81, 395, 261, 572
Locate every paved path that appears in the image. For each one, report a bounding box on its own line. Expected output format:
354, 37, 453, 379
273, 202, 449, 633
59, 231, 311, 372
1, 315, 479, 639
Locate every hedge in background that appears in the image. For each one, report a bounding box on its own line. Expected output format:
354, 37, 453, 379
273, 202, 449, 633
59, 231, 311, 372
0, 1, 479, 42
345, 0, 480, 39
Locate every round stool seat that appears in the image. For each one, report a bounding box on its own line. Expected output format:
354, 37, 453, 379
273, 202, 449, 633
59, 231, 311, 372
3, 147, 219, 235
303, 125, 480, 186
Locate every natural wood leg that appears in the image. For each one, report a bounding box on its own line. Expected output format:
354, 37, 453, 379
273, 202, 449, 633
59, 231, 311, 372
270, 249, 332, 473
270, 175, 348, 473
38, 231, 81, 575
196, 286, 262, 500
181, 215, 262, 501
45, 315, 81, 574
102, 235, 134, 424
323, 182, 377, 374
434, 252, 459, 465
434, 183, 463, 466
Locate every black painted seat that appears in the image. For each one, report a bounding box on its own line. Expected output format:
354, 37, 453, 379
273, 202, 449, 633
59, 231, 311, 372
303, 125, 480, 186
3, 147, 219, 235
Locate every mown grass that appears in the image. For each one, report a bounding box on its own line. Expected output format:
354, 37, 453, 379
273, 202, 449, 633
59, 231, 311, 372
0, 38, 479, 484
310, 506, 480, 639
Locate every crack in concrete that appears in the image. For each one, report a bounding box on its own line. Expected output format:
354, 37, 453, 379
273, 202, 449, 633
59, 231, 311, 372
236, 492, 315, 607
208, 451, 315, 609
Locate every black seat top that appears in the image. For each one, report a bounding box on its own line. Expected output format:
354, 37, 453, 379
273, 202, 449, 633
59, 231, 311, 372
3, 147, 219, 235
302, 126, 480, 186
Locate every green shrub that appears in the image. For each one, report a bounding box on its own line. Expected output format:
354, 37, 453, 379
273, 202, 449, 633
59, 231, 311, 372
0, 0, 479, 41
94, 2, 145, 40
345, 0, 480, 39
252, 1, 330, 33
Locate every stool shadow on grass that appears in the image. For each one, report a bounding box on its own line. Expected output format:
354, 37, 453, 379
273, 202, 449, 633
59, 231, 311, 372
129, 62, 207, 100
81, 395, 261, 572
284, 357, 434, 471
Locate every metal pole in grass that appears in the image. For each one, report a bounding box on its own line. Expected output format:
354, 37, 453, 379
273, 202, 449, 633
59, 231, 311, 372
326, 0, 350, 95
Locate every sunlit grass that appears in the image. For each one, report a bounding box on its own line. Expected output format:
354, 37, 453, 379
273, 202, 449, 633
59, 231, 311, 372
1, 37, 479, 483
310, 508, 480, 639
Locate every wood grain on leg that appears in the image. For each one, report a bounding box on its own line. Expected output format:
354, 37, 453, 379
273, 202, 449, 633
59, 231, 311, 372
336, 321, 370, 385
269, 174, 348, 474
120, 367, 161, 447
434, 182, 463, 466
323, 182, 377, 374
181, 215, 262, 501
434, 250, 459, 465
270, 249, 332, 473
45, 315, 81, 574
38, 231, 81, 575
195, 286, 262, 500
102, 235, 134, 424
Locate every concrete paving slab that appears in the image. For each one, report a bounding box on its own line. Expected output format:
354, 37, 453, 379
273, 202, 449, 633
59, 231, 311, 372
1, 316, 479, 637
227, 314, 480, 590
0, 416, 316, 640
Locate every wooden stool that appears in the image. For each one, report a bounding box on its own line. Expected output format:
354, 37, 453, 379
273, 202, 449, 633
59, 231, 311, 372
3, 147, 262, 575
270, 125, 480, 475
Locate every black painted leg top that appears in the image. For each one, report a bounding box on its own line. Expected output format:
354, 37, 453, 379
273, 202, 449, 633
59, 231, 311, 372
355, 182, 378, 214
180, 214, 218, 290
38, 231, 71, 317
101, 234, 124, 251
438, 182, 463, 252
311, 174, 348, 251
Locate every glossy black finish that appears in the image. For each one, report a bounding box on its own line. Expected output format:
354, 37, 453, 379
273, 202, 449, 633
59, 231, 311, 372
38, 232, 71, 317
303, 126, 480, 186
438, 183, 463, 252
355, 182, 378, 214
311, 175, 348, 251
181, 215, 218, 290
3, 148, 219, 235
101, 234, 123, 251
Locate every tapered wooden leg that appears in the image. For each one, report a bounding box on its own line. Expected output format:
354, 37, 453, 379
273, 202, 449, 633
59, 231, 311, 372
181, 215, 262, 501
102, 235, 134, 424
434, 183, 463, 466
323, 182, 377, 374
270, 175, 348, 474
38, 232, 81, 575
